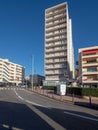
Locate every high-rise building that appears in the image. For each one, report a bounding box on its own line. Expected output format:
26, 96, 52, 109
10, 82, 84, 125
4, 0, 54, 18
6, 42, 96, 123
44, 2, 74, 85
0, 58, 24, 86
79, 46, 98, 87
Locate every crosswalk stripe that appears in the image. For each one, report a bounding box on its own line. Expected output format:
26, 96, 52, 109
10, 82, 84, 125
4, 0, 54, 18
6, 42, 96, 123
0, 87, 23, 90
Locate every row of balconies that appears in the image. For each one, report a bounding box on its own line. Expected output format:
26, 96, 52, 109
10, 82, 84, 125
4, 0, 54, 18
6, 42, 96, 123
46, 19, 66, 28
46, 8, 66, 18
83, 81, 98, 83
46, 33, 66, 39
82, 53, 98, 58
46, 13, 66, 20
45, 42, 67, 48
45, 65, 67, 70
45, 48, 67, 54
82, 71, 98, 75
82, 62, 98, 67
46, 3, 66, 13
46, 30, 67, 39
46, 72, 65, 76
45, 53, 67, 59
45, 68, 67, 74
46, 24, 67, 33
0, 64, 22, 73
46, 76, 66, 81
0, 70, 23, 81
46, 13, 66, 23
45, 35, 67, 43
82, 75, 98, 83
45, 59, 67, 64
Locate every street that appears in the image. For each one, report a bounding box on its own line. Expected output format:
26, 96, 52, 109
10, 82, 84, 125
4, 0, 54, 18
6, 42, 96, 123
0, 87, 98, 130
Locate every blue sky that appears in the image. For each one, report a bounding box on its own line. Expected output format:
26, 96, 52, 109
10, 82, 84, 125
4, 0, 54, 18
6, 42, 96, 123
0, 0, 98, 76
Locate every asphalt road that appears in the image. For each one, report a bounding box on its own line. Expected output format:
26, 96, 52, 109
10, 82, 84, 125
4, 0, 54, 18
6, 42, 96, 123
0, 87, 98, 130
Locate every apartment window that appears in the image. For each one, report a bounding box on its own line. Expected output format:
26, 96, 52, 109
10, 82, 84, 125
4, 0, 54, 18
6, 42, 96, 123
87, 59, 96, 63
87, 67, 97, 72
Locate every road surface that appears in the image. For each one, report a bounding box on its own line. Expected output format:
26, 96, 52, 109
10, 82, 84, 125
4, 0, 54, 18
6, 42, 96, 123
0, 87, 98, 130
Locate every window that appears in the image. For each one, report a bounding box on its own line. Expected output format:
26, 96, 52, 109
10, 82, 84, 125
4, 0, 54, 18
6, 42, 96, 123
87, 59, 96, 63
87, 67, 97, 72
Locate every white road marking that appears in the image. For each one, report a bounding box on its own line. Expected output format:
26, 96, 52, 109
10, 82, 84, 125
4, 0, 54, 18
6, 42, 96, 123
0, 87, 23, 90
64, 111, 98, 122
14, 90, 50, 108
12, 126, 23, 130
18, 96, 24, 100
3, 124, 9, 128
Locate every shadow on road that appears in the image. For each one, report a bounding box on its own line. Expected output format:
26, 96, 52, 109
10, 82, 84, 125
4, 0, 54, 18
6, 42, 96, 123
74, 101, 98, 110
33, 105, 98, 130
0, 101, 54, 130
0, 100, 98, 130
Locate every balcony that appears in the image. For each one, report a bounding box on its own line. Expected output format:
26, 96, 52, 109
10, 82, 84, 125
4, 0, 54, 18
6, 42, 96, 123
46, 14, 66, 24
82, 71, 98, 75
46, 4, 66, 13
45, 42, 67, 49
46, 20, 66, 28
82, 62, 98, 67
45, 59, 67, 64
45, 65, 67, 70
46, 8, 66, 18
83, 80, 98, 83
46, 73, 65, 76
46, 31, 67, 39
46, 36, 67, 43
46, 24, 67, 33
82, 54, 98, 59
45, 54, 67, 59
46, 48, 67, 54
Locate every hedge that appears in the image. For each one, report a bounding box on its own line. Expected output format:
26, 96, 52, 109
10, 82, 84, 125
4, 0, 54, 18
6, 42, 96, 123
42, 86, 56, 90
42, 86, 98, 97
67, 87, 98, 97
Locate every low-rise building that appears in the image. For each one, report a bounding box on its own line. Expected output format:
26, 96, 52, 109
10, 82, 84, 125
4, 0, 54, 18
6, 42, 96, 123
79, 46, 98, 87
0, 58, 24, 86
30, 74, 45, 86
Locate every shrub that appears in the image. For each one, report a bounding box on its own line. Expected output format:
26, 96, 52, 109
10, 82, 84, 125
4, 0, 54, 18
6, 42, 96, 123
67, 87, 98, 97
42, 86, 55, 90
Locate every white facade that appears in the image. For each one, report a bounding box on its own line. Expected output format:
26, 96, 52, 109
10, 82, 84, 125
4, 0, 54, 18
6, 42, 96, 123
0, 58, 24, 85
79, 46, 98, 86
45, 2, 74, 83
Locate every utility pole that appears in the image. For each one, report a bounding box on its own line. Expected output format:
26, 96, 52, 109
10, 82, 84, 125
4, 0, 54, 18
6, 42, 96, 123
32, 55, 34, 91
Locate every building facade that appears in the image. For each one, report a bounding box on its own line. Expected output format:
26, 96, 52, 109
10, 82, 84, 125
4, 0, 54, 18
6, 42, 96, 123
79, 46, 98, 87
44, 2, 74, 84
29, 74, 45, 86
0, 59, 24, 86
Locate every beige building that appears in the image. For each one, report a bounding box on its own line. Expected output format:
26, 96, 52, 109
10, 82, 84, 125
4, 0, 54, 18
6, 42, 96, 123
44, 2, 74, 84
0, 58, 24, 86
79, 46, 98, 87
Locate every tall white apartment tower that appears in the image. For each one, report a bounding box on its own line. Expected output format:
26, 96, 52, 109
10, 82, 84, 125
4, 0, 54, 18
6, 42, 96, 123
45, 2, 74, 84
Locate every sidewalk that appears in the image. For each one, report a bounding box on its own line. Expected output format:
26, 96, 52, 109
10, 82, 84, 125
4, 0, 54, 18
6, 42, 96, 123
27, 87, 98, 110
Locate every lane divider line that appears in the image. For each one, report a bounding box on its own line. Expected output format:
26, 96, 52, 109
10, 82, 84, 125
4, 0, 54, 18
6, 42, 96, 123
14, 90, 50, 108
64, 111, 98, 122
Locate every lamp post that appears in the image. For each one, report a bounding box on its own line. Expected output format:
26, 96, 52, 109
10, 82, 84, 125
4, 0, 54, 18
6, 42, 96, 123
89, 83, 92, 106
32, 55, 34, 91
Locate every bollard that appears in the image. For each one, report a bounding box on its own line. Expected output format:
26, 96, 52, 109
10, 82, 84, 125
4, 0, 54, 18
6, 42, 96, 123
72, 93, 74, 103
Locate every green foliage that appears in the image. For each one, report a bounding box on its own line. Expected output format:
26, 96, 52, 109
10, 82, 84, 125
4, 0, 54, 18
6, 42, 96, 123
42, 86, 56, 90
42, 85, 98, 97
67, 87, 98, 97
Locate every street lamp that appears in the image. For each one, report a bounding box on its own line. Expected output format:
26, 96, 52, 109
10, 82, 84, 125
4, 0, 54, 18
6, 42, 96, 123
32, 55, 34, 90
